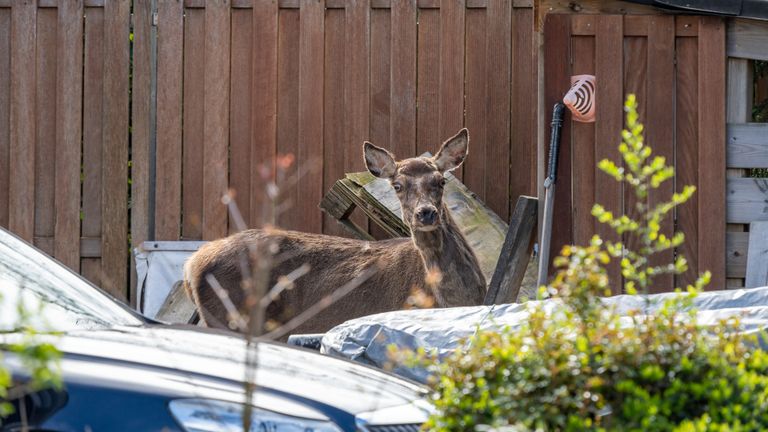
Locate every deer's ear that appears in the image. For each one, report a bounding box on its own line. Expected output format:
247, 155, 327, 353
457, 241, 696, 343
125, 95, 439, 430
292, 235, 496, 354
364, 142, 397, 178
434, 128, 469, 173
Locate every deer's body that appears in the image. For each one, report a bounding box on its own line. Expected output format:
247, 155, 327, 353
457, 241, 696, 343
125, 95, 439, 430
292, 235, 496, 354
184, 129, 486, 335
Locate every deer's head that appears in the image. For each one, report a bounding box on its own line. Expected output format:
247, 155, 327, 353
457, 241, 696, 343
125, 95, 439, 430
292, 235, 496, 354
363, 129, 469, 232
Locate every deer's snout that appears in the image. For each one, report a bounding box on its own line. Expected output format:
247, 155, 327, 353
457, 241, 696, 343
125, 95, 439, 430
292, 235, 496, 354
416, 206, 438, 226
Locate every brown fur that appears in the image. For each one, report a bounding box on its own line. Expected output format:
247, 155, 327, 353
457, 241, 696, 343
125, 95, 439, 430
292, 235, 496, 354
184, 128, 486, 335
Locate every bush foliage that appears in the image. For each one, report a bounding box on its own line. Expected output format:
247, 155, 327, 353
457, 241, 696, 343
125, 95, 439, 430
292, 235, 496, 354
423, 95, 768, 431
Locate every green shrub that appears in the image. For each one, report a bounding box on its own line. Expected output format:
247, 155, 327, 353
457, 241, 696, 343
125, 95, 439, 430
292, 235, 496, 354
421, 95, 768, 431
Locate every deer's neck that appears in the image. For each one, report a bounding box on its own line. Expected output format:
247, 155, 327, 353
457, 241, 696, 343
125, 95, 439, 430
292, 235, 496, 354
411, 207, 486, 306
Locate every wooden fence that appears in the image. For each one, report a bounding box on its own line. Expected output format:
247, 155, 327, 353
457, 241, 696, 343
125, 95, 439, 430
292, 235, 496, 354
725, 18, 768, 288
0, 0, 131, 299
544, 14, 727, 293
0, 0, 537, 301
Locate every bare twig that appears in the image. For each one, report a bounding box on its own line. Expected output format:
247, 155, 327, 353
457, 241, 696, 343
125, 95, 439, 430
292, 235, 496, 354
204, 274, 248, 333
259, 263, 311, 309
264, 263, 380, 341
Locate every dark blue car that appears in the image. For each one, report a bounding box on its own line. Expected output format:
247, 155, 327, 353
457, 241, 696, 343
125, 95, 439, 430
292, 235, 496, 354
0, 228, 430, 432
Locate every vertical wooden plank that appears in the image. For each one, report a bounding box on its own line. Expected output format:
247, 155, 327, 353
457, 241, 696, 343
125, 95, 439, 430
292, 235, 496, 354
82, 6, 104, 285
486, 0, 510, 220
55, 0, 84, 270
102, 0, 131, 299
463, 8, 487, 201
390, 0, 416, 158
511, 6, 536, 204
155, 0, 184, 240
34, 9, 56, 255
570, 35, 595, 247
276, 9, 300, 230
229, 8, 252, 232
323, 8, 347, 237
595, 15, 623, 293
0, 9, 10, 228
131, 0, 152, 260
543, 14, 571, 278
438, 0, 465, 179
675, 35, 699, 289
369, 6, 390, 239
697, 16, 726, 289
9, 0, 36, 242
622, 32, 647, 280
182, 9, 205, 239
646, 15, 674, 293
345, 0, 370, 229
464, 9, 486, 203
370, 8, 390, 152
416, 7, 439, 156
251, 0, 278, 228
745, 221, 768, 288
202, 0, 230, 240
298, 0, 324, 234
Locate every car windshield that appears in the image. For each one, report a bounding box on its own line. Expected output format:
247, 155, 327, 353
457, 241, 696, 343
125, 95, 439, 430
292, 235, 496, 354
0, 228, 144, 331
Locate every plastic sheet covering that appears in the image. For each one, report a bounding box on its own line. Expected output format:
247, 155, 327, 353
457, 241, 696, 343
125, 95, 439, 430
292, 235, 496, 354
321, 286, 768, 383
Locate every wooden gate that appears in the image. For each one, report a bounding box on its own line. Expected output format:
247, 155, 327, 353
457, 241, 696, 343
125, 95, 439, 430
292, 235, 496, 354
544, 14, 726, 293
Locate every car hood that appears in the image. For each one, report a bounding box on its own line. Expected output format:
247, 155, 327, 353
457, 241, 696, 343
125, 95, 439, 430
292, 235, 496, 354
43, 325, 428, 415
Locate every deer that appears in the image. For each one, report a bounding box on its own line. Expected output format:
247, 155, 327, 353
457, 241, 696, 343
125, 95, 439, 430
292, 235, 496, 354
183, 128, 486, 336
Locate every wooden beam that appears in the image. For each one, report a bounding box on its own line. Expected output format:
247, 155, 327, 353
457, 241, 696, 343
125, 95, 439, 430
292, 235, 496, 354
727, 178, 768, 224
728, 18, 768, 61
484, 196, 538, 305
727, 123, 768, 169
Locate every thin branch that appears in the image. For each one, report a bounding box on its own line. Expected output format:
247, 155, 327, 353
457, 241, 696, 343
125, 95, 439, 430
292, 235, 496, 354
264, 263, 380, 341
204, 274, 248, 333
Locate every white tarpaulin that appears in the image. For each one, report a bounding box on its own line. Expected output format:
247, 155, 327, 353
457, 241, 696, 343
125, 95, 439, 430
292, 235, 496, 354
321, 286, 768, 383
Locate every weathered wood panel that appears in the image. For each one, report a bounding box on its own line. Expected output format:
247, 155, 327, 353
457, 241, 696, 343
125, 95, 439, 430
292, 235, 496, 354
645, 15, 674, 293
9, 0, 37, 242
276, 8, 300, 229
570, 33, 595, 247
543, 13, 571, 280
101, 0, 131, 299
545, 14, 726, 292
727, 124, 768, 169
201, 0, 230, 240
155, 0, 184, 240
726, 231, 747, 278
727, 18, 768, 62
697, 17, 726, 290
34, 9, 56, 256
229, 8, 253, 231
746, 221, 768, 288
82, 6, 104, 284
251, 0, 278, 228
675, 35, 699, 288
182, 9, 205, 239
438, 0, 465, 180
485, 0, 511, 221
322, 7, 347, 237
727, 178, 768, 224
594, 14, 622, 293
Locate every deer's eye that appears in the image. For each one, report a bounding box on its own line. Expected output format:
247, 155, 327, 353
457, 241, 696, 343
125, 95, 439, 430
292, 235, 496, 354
439, 179, 446, 187
393, 182, 403, 192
